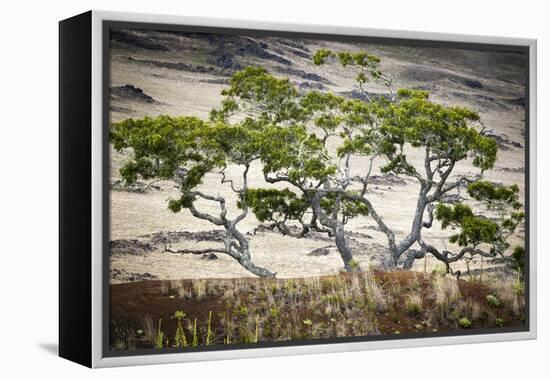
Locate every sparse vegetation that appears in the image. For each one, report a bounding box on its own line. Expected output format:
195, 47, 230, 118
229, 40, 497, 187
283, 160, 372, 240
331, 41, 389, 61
486, 294, 501, 308
110, 270, 525, 350
405, 293, 423, 316
458, 317, 472, 328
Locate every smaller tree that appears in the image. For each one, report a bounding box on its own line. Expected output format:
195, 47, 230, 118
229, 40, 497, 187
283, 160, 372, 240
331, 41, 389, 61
110, 115, 276, 277
429, 180, 525, 273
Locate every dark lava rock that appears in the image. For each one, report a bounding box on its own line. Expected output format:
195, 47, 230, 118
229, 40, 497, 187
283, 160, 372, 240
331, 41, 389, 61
111, 179, 160, 193
126, 57, 230, 77
277, 67, 331, 84
340, 90, 392, 102
205, 34, 292, 65
368, 174, 408, 186
110, 239, 154, 256
276, 38, 310, 52
438, 194, 465, 204
200, 78, 230, 85
289, 49, 310, 59
483, 130, 523, 150
308, 246, 332, 256
235, 38, 291, 65
145, 230, 226, 245
207, 52, 242, 70
111, 268, 158, 282
110, 85, 155, 103
201, 253, 219, 261
498, 166, 525, 173
463, 79, 483, 89
110, 29, 169, 51
298, 81, 326, 90
508, 97, 526, 107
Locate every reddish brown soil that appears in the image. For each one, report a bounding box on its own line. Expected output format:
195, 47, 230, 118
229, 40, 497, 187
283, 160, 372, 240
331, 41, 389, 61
110, 271, 524, 349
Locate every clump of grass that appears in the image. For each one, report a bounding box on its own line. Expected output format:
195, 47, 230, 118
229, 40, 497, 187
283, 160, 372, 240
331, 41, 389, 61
432, 275, 461, 309
192, 279, 207, 300
140, 316, 156, 344
173, 311, 188, 347
192, 318, 198, 346
206, 311, 214, 345
304, 276, 321, 293
486, 294, 501, 308
171, 280, 193, 299
155, 319, 166, 349
405, 293, 423, 316
463, 300, 481, 321
364, 273, 388, 312
458, 317, 472, 328
254, 315, 260, 343
431, 264, 447, 276
111, 327, 136, 351
160, 281, 169, 295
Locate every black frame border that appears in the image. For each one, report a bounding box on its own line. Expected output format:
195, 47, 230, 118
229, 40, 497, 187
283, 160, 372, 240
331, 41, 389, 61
59, 11, 93, 367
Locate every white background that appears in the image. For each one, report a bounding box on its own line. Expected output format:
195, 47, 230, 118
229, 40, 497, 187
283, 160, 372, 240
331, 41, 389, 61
0, 0, 547, 376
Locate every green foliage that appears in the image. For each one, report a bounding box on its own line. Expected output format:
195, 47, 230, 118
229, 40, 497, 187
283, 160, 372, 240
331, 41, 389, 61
320, 192, 369, 221
192, 319, 198, 346
435, 181, 525, 255
381, 90, 497, 174
210, 66, 301, 124
486, 294, 501, 308
241, 188, 308, 223
431, 264, 448, 276
511, 246, 526, 274
155, 319, 165, 349
348, 259, 360, 270
495, 318, 504, 327
458, 317, 472, 328
435, 203, 498, 247
174, 310, 186, 320
467, 181, 522, 210
312, 48, 333, 65
206, 311, 214, 346
173, 311, 188, 347
435, 203, 474, 229
405, 300, 422, 316
167, 193, 195, 213
110, 114, 282, 214
110, 115, 208, 183
258, 124, 336, 182
313, 49, 383, 81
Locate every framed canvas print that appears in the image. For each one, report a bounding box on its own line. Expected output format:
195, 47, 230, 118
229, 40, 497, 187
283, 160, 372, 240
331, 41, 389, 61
59, 10, 537, 368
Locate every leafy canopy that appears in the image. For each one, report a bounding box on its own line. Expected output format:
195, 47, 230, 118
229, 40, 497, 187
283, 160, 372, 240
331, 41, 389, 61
111, 115, 275, 212
240, 188, 308, 223
435, 181, 524, 252
380, 89, 497, 175
210, 66, 302, 124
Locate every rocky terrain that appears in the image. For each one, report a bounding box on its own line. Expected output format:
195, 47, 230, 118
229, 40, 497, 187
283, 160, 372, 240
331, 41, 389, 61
108, 28, 527, 283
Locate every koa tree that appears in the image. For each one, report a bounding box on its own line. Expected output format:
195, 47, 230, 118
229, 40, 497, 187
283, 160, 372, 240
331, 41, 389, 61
110, 115, 276, 277
111, 50, 525, 276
